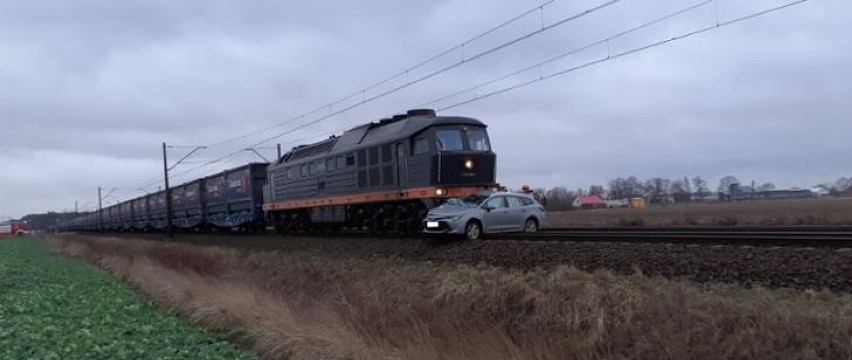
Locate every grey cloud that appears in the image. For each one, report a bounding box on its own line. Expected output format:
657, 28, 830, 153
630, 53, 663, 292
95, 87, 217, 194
1, 0, 850, 217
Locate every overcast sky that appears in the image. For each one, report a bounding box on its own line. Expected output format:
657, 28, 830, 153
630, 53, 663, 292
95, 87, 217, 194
1, 0, 849, 218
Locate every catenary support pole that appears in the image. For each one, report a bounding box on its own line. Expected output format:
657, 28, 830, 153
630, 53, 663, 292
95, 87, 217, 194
163, 142, 173, 239
98, 186, 103, 234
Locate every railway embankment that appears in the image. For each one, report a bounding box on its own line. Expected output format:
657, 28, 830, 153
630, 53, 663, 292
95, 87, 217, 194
41, 233, 852, 360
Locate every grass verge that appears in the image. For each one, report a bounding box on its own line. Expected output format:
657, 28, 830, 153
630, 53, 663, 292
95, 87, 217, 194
0, 236, 256, 360
45, 234, 852, 360
546, 197, 852, 227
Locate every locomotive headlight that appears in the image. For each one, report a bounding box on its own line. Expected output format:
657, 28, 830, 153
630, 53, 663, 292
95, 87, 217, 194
464, 158, 475, 170
436, 188, 445, 196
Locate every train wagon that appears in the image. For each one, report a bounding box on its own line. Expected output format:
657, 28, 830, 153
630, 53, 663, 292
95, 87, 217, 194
132, 196, 148, 230
119, 201, 133, 231
173, 179, 205, 229
148, 191, 167, 230
204, 163, 268, 230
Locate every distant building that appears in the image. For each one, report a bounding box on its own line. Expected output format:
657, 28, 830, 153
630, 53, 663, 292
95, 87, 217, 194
692, 192, 720, 203
809, 187, 830, 197
573, 195, 607, 209
728, 189, 814, 201
605, 198, 630, 208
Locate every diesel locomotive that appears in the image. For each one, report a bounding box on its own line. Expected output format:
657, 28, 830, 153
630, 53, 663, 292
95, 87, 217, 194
55, 109, 500, 233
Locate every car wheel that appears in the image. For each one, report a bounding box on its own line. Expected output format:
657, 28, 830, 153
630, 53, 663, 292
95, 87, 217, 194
524, 218, 539, 233
465, 220, 482, 241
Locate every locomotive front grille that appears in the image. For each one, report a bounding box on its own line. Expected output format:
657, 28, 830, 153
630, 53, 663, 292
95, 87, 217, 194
433, 153, 496, 185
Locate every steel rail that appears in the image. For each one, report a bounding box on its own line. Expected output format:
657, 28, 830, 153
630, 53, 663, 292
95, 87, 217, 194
69, 226, 852, 248
489, 227, 852, 248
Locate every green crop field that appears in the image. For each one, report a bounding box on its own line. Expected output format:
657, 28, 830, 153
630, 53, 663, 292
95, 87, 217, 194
0, 237, 255, 360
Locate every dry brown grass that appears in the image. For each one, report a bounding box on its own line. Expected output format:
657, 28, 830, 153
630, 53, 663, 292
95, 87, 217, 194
45, 234, 852, 360
547, 197, 852, 227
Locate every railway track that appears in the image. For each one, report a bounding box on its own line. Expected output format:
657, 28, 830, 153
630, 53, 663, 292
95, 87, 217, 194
489, 226, 852, 248
68, 226, 852, 248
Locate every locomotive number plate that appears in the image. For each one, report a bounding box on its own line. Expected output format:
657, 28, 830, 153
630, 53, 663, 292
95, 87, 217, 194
426, 221, 440, 228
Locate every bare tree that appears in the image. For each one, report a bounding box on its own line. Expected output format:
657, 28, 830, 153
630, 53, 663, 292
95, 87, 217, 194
608, 176, 645, 199
645, 178, 671, 204
834, 177, 851, 193
692, 176, 709, 198
670, 178, 692, 203
588, 185, 605, 197
625, 176, 644, 197
718, 175, 740, 194
608, 178, 628, 200
756, 182, 776, 192
544, 187, 577, 211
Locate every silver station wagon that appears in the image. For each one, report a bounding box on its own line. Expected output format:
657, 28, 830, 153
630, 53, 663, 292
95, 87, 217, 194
423, 191, 546, 240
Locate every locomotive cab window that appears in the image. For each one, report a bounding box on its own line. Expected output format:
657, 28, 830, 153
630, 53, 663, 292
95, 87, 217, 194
467, 129, 491, 151
435, 130, 463, 151
413, 137, 430, 155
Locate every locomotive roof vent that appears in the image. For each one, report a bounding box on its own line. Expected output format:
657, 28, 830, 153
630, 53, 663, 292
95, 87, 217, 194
378, 117, 394, 125
406, 108, 436, 117
392, 114, 408, 121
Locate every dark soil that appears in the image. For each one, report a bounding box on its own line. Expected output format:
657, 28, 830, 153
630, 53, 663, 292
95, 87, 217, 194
95, 232, 852, 293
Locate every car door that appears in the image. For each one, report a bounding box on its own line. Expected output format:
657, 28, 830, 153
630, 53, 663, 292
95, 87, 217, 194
481, 196, 511, 232
505, 196, 527, 231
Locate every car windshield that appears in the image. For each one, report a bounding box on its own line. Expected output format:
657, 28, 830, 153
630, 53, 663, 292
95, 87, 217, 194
444, 193, 491, 207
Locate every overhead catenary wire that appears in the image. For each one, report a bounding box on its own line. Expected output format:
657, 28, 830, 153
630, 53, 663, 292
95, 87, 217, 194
109, 0, 807, 201
165, 129, 346, 185
144, 0, 625, 186
202, 0, 559, 149
419, 0, 715, 109
120, 0, 602, 191
436, 0, 809, 111
241, 0, 623, 149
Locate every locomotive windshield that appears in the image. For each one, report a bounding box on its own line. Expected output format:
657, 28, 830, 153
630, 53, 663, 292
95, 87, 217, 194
467, 129, 490, 151
426, 127, 491, 153
435, 130, 464, 151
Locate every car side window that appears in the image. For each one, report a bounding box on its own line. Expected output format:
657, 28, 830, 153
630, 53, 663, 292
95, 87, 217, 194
506, 196, 522, 208
521, 197, 534, 206
484, 197, 507, 209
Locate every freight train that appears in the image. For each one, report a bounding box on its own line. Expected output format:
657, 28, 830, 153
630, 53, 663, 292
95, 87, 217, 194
56, 109, 499, 233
